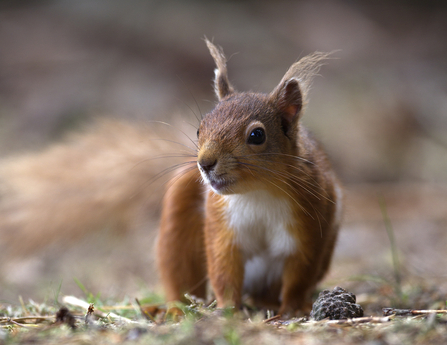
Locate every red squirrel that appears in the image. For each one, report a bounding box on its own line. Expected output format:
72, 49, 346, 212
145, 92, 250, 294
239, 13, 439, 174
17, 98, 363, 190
157, 40, 342, 315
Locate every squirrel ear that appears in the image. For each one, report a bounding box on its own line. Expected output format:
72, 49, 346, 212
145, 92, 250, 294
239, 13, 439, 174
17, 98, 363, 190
269, 51, 332, 134
271, 78, 303, 132
205, 39, 234, 100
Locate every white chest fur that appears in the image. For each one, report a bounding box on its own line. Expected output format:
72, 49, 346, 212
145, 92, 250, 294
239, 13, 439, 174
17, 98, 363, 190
223, 190, 297, 295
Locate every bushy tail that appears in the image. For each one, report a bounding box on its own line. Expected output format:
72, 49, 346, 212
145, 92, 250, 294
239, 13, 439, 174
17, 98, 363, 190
0, 119, 189, 257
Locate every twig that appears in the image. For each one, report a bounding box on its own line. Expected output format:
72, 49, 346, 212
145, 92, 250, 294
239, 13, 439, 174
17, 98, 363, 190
18, 296, 29, 316
1, 318, 34, 328
100, 304, 161, 310
322, 316, 392, 325
263, 315, 282, 323
383, 308, 447, 316
62, 295, 135, 324
135, 298, 157, 323
0, 316, 55, 323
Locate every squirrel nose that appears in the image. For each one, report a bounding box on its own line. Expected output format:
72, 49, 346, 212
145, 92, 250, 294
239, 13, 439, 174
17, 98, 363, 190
198, 158, 217, 173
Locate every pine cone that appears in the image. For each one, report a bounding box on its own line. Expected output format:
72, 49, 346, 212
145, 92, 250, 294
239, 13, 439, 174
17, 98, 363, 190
310, 286, 364, 321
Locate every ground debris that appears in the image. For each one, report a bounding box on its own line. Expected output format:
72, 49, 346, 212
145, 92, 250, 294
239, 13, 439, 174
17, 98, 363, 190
55, 306, 77, 329
311, 286, 364, 321
2, 291, 447, 345
383, 308, 447, 317
85, 303, 95, 325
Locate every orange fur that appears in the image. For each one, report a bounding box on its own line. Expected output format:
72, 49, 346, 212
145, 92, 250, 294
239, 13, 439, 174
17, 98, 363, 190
157, 41, 342, 315
157, 167, 207, 302
204, 192, 245, 308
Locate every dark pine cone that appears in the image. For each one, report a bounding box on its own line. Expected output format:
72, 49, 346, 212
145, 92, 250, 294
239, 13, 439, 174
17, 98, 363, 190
310, 286, 364, 321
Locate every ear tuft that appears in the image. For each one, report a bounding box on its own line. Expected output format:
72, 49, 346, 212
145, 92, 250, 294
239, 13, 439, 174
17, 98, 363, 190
205, 38, 234, 100
269, 51, 333, 136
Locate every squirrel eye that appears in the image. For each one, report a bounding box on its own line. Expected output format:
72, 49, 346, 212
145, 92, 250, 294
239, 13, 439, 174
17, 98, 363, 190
247, 127, 266, 145
197, 128, 200, 138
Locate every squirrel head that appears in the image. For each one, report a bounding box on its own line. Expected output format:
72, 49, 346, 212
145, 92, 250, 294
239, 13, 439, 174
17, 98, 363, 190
197, 40, 329, 195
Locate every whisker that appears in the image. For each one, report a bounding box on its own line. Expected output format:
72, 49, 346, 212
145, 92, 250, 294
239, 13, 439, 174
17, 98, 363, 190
264, 169, 330, 232
261, 164, 330, 232
177, 98, 202, 125
244, 163, 330, 231
163, 164, 200, 195
148, 138, 197, 153
238, 159, 334, 204
176, 75, 204, 122
129, 160, 197, 200
245, 152, 335, 199
277, 162, 333, 198
238, 152, 334, 200
259, 175, 314, 220
273, 169, 332, 203
237, 152, 324, 187
145, 120, 199, 151
239, 152, 315, 165
238, 161, 313, 219
129, 152, 197, 171
183, 120, 200, 132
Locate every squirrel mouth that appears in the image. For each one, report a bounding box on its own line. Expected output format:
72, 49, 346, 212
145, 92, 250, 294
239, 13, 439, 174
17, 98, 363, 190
206, 175, 233, 194
198, 166, 234, 194
210, 179, 229, 191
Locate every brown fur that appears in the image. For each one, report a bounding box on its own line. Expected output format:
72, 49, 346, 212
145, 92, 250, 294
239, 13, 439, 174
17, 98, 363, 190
157, 40, 342, 315
157, 167, 207, 301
